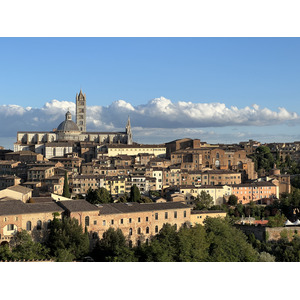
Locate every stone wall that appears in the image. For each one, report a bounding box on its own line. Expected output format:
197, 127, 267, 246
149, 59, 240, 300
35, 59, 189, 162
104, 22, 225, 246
236, 225, 300, 242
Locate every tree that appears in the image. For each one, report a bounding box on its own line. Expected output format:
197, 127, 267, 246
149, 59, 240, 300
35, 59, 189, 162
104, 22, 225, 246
129, 184, 141, 202
204, 217, 259, 262
141, 224, 179, 262
176, 224, 209, 262
63, 171, 71, 198
47, 217, 90, 261
8, 230, 50, 261
86, 187, 112, 204
194, 191, 214, 210
228, 195, 238, 206
92, 228, 136, 262
267, 213, 286, 227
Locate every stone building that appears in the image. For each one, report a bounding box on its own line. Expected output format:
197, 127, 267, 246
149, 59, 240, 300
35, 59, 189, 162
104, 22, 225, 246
231, 181, 278, 204
14, 90, 133, 159
0, 199, 64, 245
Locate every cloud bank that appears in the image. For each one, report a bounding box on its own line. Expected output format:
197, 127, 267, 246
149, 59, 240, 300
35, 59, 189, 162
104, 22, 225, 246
0, 97, 299, 147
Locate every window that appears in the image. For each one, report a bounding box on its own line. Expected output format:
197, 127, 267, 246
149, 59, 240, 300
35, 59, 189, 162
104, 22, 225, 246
120, 219, 124, 224
26, 221, 32, 231
146, 217, 149, 222
37, 220, 42, 230
129, 228, 133, 235
165, 212, 168, 219
155, 225, 159, 233
174, 211, 177, 218
94, 220, 97, 225
85, 216, 90, 227
103, 220, 106, 226
47, 220, 51, 229
155, 213, 158, 220
146, 227, 149, 234
7, 224, 14, 231
184, 211, 187, 218
111, 219, 114, 225
138, 217, 141, 223
138, 228, 141, 234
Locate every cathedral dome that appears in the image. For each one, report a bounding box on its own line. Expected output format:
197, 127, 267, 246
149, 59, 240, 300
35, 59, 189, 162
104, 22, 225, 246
57, 111, 80, 132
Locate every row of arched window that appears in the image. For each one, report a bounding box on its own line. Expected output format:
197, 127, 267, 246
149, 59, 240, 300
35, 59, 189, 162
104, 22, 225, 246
26, 220, 51, 231
128, 224, 178, 236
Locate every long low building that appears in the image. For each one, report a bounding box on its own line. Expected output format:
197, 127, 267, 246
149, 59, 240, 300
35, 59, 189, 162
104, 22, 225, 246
99, 144, 166, 158
0, 199, 192, 247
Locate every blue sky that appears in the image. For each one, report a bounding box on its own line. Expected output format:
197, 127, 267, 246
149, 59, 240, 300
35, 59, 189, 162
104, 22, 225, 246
1, 37, 300, 148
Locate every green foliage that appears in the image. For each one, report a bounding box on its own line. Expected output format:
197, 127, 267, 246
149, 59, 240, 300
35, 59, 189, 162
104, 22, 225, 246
129, 184, 141, 202
86, 187, 112, 204
92, 228, 136, 262
0, 230, 50, 261
228, 194, 238, 206
204, 217, 259, 262
47, 217, 90, 261
249, 146, 275, 173
258, 251, 276, 262
194, 191, 214, 210
176, 224, 209, 262
63, 172, 71, 198
267, 213, 286, 228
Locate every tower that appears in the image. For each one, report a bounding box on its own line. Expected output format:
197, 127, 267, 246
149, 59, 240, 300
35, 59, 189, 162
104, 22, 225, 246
76, 90, 86, 132
126, 116, 133, 145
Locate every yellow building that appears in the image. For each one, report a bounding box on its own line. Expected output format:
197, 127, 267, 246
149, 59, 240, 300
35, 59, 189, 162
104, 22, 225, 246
179, 185, 232, 206
101, 144, 166, 158
190, 210, 227, 226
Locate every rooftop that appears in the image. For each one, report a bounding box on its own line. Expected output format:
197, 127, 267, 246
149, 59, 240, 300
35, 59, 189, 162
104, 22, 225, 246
98, 202, 189, 215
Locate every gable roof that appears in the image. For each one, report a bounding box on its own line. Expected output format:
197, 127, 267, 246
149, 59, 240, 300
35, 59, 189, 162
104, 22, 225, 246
6, 185, 33, 194
98, 202, 189, 215
57, 200, 99, 212
0, 200, 63, 216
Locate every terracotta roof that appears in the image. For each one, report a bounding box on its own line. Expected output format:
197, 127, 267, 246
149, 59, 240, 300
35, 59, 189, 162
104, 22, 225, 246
98, 202, 189, 215
57, 200, 99, 212
0, 200, 63, 216
6, 185, 33, 194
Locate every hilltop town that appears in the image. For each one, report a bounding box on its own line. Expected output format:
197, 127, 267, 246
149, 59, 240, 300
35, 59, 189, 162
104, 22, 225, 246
1, 91, 300, 262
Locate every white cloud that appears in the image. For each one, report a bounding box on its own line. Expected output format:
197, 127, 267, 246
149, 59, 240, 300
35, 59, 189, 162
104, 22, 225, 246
0, 96, 298, 148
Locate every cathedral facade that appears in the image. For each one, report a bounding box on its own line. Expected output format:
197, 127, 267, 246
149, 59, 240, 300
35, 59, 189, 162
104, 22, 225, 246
14, 91, 133, 159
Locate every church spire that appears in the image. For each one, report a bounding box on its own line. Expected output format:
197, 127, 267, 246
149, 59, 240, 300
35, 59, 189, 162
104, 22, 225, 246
126, 116, 133, 145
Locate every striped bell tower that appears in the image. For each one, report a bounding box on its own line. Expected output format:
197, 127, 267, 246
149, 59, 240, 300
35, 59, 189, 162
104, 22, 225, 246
76, 89, 86, 132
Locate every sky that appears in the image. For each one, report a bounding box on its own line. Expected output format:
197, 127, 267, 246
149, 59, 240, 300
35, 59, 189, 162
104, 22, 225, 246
1, 37, 300, 149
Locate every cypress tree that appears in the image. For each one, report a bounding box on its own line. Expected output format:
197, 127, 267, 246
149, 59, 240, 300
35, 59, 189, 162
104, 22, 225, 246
63, 171, 71, 198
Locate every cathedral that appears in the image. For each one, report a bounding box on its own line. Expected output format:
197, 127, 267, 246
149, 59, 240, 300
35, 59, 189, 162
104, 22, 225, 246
14, 90, 133, 159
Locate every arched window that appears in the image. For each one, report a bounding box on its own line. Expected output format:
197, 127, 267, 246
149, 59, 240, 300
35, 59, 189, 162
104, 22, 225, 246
129, 228, 133, 236
137, 228, 141, 234
155, 226, 158, 233
46, 220, 51, 229
215, 160, 220, 169
37, 220, 42, 230
216, 153, 220, 159
129, 240, 133, 248
146, 227, 149, 234
85, 216, 89, 227
205, 161, 209, 167
26, 221, 32, 231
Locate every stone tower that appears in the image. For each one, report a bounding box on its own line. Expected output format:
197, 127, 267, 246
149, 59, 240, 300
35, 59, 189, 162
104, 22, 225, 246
126, 116, 133, 145
76, 90, 86, 132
